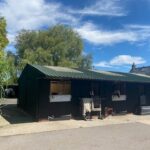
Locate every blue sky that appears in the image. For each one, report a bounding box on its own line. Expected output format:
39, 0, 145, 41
0, 0, 150, 72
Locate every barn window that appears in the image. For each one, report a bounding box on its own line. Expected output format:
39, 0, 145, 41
112, 82, 126, 95
50, 81, 71, 102
51, 81, 71, 95
112, 82, 126, 101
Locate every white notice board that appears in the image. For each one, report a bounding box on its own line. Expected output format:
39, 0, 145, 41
112, 95, 126, 101
50, 95, 71, 102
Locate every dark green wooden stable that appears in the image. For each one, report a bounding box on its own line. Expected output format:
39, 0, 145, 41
18, 64, 150, 121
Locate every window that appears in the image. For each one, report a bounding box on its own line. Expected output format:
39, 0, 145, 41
112, 82, 126, 101
112, 82, 126, 95
51, 81, 71, 95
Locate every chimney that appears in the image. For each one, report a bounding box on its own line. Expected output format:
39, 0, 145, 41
131, 62, 136, 72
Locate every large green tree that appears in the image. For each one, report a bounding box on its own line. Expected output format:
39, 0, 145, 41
16, 25, 92, 69
0, 51, 9, 85
0, 17, 8, 50
0, 17, 9, 87
0, 17, 17, 89
80, 54, 92, 69
0, 50, 18, 87
6, 51, 18, 84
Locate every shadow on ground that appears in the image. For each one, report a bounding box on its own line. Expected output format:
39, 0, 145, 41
1, 99, 34, 124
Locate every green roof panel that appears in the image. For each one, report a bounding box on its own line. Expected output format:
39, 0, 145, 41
30, 64, 150, 83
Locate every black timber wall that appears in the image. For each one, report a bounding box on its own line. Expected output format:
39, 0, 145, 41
71, 80, 91, 117
99, 82, 150, 114
38, 79, 72, 119
126, 83, 139, 113
71, 80, 150, 114
18, 65, 45, 119
126, 83, 150, 113
71, 80, 126, 116
37, 79, 49, 119
145, 84, 150, 105
38, 79, 97, 119
18, 65, 150, 120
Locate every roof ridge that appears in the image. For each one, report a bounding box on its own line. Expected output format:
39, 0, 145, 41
24, 64, 150, 83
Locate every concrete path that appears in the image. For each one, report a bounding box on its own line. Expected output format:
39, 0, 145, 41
0, 123, 150, 150
1, 114, 150, 137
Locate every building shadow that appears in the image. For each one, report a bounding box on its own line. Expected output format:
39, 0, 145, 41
1, 104, 35, 124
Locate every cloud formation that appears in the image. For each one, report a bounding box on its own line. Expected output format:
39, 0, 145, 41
69, 0, 127, 16
76, 23, 150, 45
0, 0, 77, 43
0, 0, 128, 44
0, 0, 150, 47
94, 55, 146, 67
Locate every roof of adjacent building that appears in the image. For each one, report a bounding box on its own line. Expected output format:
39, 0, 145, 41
130, 65, 150, 76
29, 64, 150, 83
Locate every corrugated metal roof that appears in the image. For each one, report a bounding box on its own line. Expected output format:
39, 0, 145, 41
30, 64, 150, 83
45, 66, 83, 73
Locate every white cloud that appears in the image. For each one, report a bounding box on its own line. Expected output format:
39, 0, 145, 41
0, 0, 77, 43
110, 55, 146, 65
69, 0, 127, 16
75, 23, 150, 45
1, 0, 150, 47
94, 61, 112, 68
126, 24, 150, 30
94, 55, 146, 67
75, 23, 137, 45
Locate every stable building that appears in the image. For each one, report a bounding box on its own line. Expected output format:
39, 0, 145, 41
18, 64, 150, 121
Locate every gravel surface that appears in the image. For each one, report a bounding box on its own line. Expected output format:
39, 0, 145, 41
1, 98, 17, 105
0, 123, 150, 150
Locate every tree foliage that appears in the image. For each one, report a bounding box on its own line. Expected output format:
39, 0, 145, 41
80, 54, 93, 69
6, 51, 18, 84
0, 17, 8, 50
0, 50, 9, 85
0, 17, 9, 88
0, 17, 17, 87
0, 50, 17, 87
16, 25, 92, 69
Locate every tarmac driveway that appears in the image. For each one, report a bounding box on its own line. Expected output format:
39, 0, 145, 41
0, 122, 150, 150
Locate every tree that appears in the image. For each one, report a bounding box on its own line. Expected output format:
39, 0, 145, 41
0, 16, 9, 85
0, 50, 9, 85
80, 54, 93, 69
0, 17, 9, 99
15, 25, 92, 69
0, 51, 18, 87
6, 51, 18, 84
0, 17, 8, 50
0, 50, 10, 100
